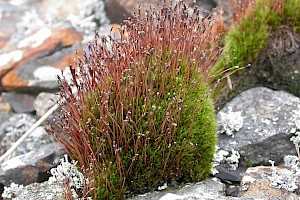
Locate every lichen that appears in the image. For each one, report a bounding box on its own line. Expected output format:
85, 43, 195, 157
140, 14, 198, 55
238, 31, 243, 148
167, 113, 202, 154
212, 146, 240, 174
218, 106, 243, 137
2, 182, 24, 199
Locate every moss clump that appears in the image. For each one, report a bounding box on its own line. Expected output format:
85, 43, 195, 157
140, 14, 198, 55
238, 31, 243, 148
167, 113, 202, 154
48, 2, 223, 199
212, 0, 300, 106
216, 0, 300, 70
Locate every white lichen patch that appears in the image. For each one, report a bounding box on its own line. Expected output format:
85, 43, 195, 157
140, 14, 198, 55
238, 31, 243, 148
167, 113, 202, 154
226, 149, 241, 171
18, 28, 52, 49
290, 131, 300, 147
212, 147, 240, 174
284, 155, 299, 169
218, 106, 243, 137
49, 154, 90, 200
33, 66, 61, 81
0, 50, 23, 68
268, 167, 299, 192
1, 182, 24, 199
290, 107, 300, 153
291, 108, 300, 130
242, 175, 256, 184
158, 182, 168, 191
241, 175, 256, 191
262, 118, 271, 125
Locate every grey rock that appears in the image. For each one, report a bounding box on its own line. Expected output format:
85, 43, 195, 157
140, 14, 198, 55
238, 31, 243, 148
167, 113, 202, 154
16, 126, 57, 158
130, 178, 239, 200
0, 112, 57, 159
34, 92, 59, 117
197, 0, 216, 11
217, 87, 299, 166
0, 112, 14, 127
0, 1, 24, 33
0, 92, 35, 113
2, 181, 64, 200
0, 142, 65, 186
0, 113, 36, 157
225, 185, 240, 197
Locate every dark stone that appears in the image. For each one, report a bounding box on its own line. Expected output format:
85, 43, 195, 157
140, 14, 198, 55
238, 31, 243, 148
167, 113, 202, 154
217, 87, 299, 167
226, 185, 240, 197
215, 166, 247, 183
0, 142, 66, 186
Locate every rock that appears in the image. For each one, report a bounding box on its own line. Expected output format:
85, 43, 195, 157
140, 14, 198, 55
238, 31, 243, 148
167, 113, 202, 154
0, 113, 36, 157
0, 1, 24, 33
129, 178, 239, 200
0, 92, 35, 113
197, 0, 216, 11
0, 32, 12, 49
1, 181, 64, 200
0, 50, 23, 80
34, 92, 60, 117
0, 98, 11, 112
0, 0, 109, 49
225, 185, 239, 197
239, 166, 300, 199
104, 0, 195, 24
0, 112, 57, 159
0, 29, 82, 92
214, 165, 247, 183
104, 0, 134, 24
15, 126, 57, 158
0, 142, 65, 186
213, 0, 233, 26
217, 87, 299, 167
0, 112, 14, 127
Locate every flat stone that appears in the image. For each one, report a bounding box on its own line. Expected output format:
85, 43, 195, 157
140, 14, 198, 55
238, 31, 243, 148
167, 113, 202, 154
217, 87, 299, 166
0, 142, 65, 186
0, 50, 23, 78
214, 166, 248, 183
129, 178, 240, 200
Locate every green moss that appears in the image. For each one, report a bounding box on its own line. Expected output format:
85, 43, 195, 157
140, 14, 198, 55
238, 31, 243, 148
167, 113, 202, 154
212, 0, 300, 102
213, 0, 300, 72
246, 160, 253, 167
281, 0, 300, 31
84, 55, 217, 199
52, 3, 222, 199
213, 0, 270, 74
